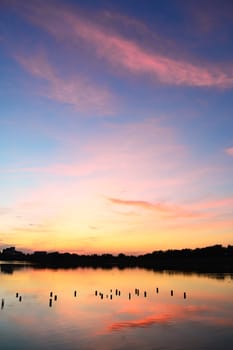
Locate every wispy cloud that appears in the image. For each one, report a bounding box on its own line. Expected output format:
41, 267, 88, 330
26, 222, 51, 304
15, 52, 115, 115
12, 0, 233, 88
225, 147, 233, 156
108, 197, 201, 218
108, 193, 233, 219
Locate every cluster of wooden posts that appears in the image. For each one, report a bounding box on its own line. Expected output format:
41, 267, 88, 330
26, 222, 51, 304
49, 291, 58, 307
1, 288, 187, 309
94, 288, 187, 300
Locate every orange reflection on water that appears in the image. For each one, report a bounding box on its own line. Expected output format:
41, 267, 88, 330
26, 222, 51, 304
107, 314, 172, 331
105, 304, 233, 334
0, 266, 233, 350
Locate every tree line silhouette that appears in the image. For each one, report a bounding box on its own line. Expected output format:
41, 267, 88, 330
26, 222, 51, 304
0, 245, 233, 272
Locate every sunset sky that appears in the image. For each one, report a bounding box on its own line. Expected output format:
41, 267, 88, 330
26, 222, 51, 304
0, 0, 233, 254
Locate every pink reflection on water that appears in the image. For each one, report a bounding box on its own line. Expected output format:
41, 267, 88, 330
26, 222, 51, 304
0, 266, 233, 350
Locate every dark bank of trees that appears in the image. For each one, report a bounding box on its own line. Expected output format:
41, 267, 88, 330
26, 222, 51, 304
0, 245, 233, 272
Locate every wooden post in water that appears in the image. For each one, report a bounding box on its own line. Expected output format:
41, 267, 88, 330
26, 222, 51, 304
74, 290, 77, 297
16, 293, 19, 298
95, 290, 98, 296
1, 299, 4, 309
49, 298, 52, 307
170, 290, 173, 296
156, 287, 159, 293
115, 289, 118, 296
50, 292, 53, 297
144, 291, 147, 297
110, 295, 112, 300
184, 292, 186, 299
54, 295, 57, 301
129, 293, 131, 300
19, 296, 22, 302
118, 291, 121, 296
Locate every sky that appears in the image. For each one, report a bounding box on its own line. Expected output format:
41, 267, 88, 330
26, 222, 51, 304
0, 0, 233, 254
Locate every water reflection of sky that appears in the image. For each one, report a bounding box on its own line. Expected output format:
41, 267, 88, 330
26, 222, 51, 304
0, 267, 233, 350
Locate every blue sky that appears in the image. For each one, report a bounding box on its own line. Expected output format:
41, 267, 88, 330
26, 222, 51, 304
0, 0, 233, 253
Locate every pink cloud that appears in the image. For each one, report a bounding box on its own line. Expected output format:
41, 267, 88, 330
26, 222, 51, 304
108, 197, 202, 219
15, 52, 115, 115
102, 10, 149, 34
13, 1, 233, 88
225, 147, 233, 156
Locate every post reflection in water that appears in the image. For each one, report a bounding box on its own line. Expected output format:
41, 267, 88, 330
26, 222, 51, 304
0, 265, 233, 350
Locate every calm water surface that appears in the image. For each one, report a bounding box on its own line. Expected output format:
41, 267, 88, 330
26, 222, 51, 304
0, 263, 233, 350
